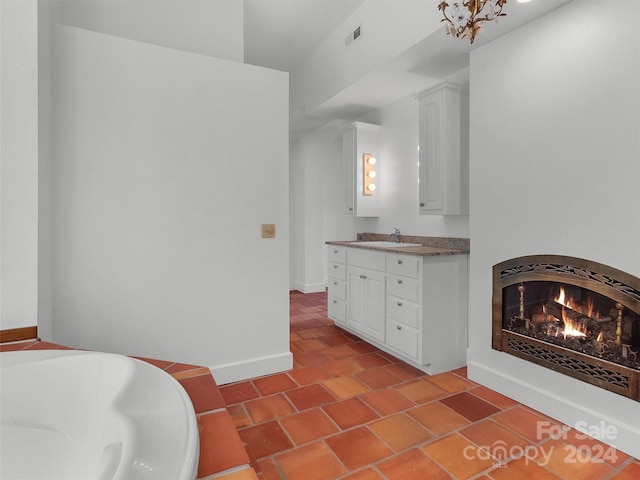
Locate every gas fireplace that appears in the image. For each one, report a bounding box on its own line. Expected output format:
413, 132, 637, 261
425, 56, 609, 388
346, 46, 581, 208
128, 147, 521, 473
492, 255, 640, 401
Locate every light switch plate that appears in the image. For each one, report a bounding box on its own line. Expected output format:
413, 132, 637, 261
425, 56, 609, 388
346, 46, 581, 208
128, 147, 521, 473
261, 224, 276, 238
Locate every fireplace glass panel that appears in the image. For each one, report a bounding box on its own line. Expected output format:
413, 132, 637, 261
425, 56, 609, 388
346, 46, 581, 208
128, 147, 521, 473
502, 281, 639, 371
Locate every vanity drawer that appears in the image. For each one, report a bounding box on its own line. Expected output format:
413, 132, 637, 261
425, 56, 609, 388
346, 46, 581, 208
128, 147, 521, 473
328, 296, 346, 324
328, 246, 347, 263
348, 248, 386, 272
386, 320, 418, 359
328, 279, 346, 300
386, 255, 419, 279
329, 262, 346, 281
387, 275, 419, 302
387, 295, 419, 329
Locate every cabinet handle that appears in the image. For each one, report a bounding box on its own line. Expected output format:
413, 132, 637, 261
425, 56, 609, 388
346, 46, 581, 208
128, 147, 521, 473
360, 274, 367, 279
397, 279, 403, 284
333, 281, 337, 285
397, 325, 402, 330
333, 265, 338, 269
333, 300, 337, 304
397, 259, 403, 265
397, 301, 402, 307
334, 249, 338, 253
420, 202, 425, 207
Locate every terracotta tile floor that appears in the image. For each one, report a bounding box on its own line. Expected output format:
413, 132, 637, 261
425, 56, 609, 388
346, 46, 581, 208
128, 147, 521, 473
221, 290, 639, 480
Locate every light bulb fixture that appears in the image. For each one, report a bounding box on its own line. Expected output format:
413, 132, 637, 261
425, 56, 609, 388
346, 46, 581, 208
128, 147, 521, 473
363, 154, 376, 196
438, 0, 508, 44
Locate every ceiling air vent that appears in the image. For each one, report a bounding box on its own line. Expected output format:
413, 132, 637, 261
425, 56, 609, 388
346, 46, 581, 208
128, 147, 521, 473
345, 25, 361, 48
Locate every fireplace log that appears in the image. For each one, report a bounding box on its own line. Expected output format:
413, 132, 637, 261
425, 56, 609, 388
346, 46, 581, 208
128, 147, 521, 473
594, 316, 614, 324
531, 313, 548, 324
544, 300, 597, 325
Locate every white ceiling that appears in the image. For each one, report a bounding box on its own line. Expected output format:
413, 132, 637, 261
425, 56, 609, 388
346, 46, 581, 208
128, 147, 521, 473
243, 0, 366, 73
243, 0, 571, 131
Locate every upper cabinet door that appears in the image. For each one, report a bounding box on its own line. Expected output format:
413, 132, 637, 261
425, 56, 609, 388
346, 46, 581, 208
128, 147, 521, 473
417, 82, 469, 216
419, 94, 443, 212
342, 127, 356, 215
340, 122, 381, 217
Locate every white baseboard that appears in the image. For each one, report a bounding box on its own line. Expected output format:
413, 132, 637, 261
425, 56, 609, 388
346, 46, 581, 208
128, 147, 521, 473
210, 351, 293, 385
467, 360, 640, 459
289, 282, 326, 294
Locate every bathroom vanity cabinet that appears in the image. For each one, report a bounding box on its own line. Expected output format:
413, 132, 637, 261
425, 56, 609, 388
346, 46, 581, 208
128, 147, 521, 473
346, 248, 386, 342
327, 244, 468, 374
340, 122, 380, 217
417, 82, 469, 216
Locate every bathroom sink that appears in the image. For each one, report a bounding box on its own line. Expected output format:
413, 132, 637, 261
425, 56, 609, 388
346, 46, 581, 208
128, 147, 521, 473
350, 241, 422, 248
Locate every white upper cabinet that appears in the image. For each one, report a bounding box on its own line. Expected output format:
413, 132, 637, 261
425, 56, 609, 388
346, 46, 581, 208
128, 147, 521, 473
340, 122, 380, 217
417, 82, 469, 215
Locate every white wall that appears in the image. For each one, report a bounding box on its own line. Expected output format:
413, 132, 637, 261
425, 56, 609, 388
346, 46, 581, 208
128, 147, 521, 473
58, 0, 243, 62
357, 95, 470, 237
37, 0, 60, 341
52, 26, 290, 384
468, 0, 640, 457
290, 126, 344, 293
290, 93, 471, 291
0, 0, 39, 331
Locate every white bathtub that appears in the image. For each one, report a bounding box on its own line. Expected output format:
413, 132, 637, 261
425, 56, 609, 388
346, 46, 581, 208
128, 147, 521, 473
0, 350, 199, 479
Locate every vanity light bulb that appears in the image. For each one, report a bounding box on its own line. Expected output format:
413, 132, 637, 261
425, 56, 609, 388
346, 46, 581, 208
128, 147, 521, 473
368, 171, 376, 179
368, 157, 376, 166
368, 183, 376, 191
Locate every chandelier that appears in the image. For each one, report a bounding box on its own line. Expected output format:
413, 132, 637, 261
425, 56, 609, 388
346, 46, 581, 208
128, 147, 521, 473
438, 0, 508, 44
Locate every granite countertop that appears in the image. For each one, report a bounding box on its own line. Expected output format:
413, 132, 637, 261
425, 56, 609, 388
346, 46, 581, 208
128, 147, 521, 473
326, 234, 469, 257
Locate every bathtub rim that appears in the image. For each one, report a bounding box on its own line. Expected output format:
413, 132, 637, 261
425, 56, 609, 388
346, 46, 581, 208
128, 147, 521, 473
0, 349, 200, 480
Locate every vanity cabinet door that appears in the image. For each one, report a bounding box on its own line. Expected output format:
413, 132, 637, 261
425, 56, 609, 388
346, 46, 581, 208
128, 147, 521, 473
348, 267, 386, 342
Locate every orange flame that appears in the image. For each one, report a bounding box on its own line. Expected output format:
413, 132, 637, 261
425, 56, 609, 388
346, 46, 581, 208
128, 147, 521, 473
555, 287, 600, 320
556, 287, 567, 306
558, 306, 587, 338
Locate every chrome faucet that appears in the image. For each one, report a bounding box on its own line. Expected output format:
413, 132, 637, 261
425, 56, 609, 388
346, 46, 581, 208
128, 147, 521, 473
386, 227, 401, 243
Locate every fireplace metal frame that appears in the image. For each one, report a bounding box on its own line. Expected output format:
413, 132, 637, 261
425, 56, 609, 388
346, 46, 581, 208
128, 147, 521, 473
492, 254, 640, 401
